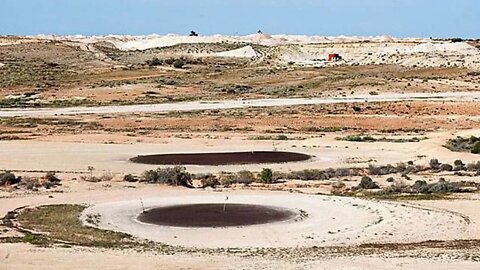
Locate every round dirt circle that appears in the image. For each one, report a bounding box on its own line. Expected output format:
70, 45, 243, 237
130, 151, 312, 166
137, 203, 297, 227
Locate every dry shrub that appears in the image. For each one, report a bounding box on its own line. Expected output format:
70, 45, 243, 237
21, 172, 61, 190
0, 171, 19, 186
201, 177, 220, 188
234, 170, 255, 185
141, 166, 192, 187
355, 176, 380, 190
81, 175, 101, 183
123, 174, 137, 182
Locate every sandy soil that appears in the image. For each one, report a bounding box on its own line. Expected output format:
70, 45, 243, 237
3, 243, 479, 270
82, 192, 469, 248
1, 184, 480, 269
2, 34, 480, 269
0, 131, 478, 175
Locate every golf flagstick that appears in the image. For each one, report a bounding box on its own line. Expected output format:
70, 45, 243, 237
140, 198, 146, 213
223, 195, 229, 212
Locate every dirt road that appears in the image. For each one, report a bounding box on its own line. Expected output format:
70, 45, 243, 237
1, 92, 479, 117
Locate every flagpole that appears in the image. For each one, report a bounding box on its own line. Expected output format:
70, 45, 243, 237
223, 195, 228, 212
140, 198, 146, 213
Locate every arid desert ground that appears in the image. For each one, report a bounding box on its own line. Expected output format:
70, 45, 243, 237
2, 34, 480, 269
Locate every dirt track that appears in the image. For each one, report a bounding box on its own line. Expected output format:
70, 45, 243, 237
1, 92, 480, 117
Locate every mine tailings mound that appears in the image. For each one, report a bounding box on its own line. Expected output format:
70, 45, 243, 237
137, 203, 297, 227
130, 151, 312, 166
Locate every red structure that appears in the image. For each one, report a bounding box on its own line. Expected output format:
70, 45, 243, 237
328, 53, 342, 61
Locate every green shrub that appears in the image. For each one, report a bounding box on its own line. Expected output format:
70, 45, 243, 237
173, 60, 185, 69
427, 181, 461, 194
472, 141, 480, 154
343, 135, 362, 142
356, 176, 380, 190
22, 233, 49, 245
259, 168, 273, 184
274, 167, 363, 181
141, 170, 158, 183
412, 180, 429, 193
445, 136, 480, 153
411, 180, 461, 194
341, 135, 376, 142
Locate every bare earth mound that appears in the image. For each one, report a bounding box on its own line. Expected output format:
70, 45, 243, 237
130, 151, 312, 165
138, 203, 296, 227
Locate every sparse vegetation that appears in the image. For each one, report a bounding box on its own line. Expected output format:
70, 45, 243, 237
198, 174, 220, 188
0, 171, 19, 186
81, 173, 113, 183
141, 166, 192, 187
123, 174, 138, 182
273, 167, 363, 181
233, 170, 256, 185
342, 178, 479, 201
146, 57, 163, 66
337, 135, 427, 143
259, 168, 273, 184
85, 213, 102, 226
248, 134, 294, 140
0, 171, 61, 190
164, 58, 175, 65
472, 141, 480, 154
340, 135, 376, 142
381, 179, 468, 195
21, 233, 51, 246
219, 170, 256, 186
445, 136, 480, 154
173, 60, 185, 69
16, 205, 139, 248
22, 172, 61, 190
355, 176, 380, 190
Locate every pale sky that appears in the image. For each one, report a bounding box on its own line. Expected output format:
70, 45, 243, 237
1, 0, 478, 37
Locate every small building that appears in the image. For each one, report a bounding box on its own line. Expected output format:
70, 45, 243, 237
328, 53, 342, 61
